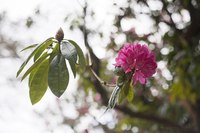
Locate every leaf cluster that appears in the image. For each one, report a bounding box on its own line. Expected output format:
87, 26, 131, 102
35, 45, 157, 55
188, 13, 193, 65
17, 37, 86, 104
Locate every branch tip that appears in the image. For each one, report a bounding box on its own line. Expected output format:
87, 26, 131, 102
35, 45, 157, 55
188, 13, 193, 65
55, 27, 64, 43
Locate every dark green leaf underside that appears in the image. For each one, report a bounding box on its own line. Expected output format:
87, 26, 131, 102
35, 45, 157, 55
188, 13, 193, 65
67, 40, 86, 71
61, 40, 77, 77
48, 54, 69, 97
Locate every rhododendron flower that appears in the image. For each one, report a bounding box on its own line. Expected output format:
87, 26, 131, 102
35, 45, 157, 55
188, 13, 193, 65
115, 43, 157, 85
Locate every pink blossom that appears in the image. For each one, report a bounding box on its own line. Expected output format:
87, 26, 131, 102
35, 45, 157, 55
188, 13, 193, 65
115, 43, 157, 85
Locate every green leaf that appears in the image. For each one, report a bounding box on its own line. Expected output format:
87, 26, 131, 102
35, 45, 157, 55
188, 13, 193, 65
29, 59, 49, 105
123, 80, 131, 96
114, 67, 125, 76
118, 87, 126, 104
68, 58, 76, 77
118, 78, 131, 104
21, 52, 49, 81
108, 86, 121, 109
34, 38, 53, 62
61, 40, 77, 77
117, 75, 126, 87
16, 37, 53, 77
20, 44, 38, 52
29, 68, 37, 88
49, 42, 60, 62
127, 83, 134, 102
48, 54, 69, 97
61, 40, 77, 61
17, 48, 39, 77
67, 40, 86, 71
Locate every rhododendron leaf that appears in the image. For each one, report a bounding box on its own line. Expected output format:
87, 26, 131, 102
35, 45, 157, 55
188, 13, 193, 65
60, 40, 77, 77
118, 87, 126, 104
127, 83, 134, 102
49, 43, 59, 62
123, 80, 131, 96
21, 52, 49, 81
61, 40, 77, 62
117, 75, 126, 87
29, 59, 49, 105
20, 44, 38, 52
68, 40, 86, 71
114, 67, 125, 76
118, 79, 131, 103
29, 68, 37, 88
48, 54, 69, 97
16, 37, 53, 77
108, 86, 121, 109
68, 58, 76, 78
34, 38, 54, 62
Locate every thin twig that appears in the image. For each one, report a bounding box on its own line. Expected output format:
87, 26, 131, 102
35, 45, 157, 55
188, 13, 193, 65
88, 66, 115, 87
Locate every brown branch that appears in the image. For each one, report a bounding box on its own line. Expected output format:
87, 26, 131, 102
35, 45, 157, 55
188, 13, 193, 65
115, 105, 195, 133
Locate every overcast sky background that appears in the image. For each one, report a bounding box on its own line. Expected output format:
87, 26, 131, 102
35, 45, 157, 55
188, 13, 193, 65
0, 0, 117, 133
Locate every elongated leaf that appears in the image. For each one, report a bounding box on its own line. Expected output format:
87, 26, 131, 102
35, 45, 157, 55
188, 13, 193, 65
123, 80, 131, 96
17, 48, 39, 77
118, 78, 131, 103
61, 40, 77, 61
118, 87, 126, 104
21, 52, 49, 81
20, 44, 38, 52
48, 54, 69, 97
16, 37, 53, 77
68, 58, 76, 77
49, 42, 59, 62
29, 68, 37, 88
29, 59, 49, 105
114, 67, 125, 76
34, 38, 53, 61
67, 40, 86, 71
108, 86, 121, 109
61, 40, 77, 77
117, 75, 126, 87
127, 83, 134, 102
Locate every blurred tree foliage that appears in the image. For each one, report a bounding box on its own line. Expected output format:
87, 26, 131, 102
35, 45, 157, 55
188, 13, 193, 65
14, 0, 200, 132
67, 0, 200, 132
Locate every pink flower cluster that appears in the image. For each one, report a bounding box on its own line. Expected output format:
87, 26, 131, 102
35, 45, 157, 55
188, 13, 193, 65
115, 43, 157, 85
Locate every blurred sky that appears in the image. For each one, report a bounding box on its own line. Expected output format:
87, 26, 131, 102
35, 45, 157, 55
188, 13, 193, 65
0, 0, 162, 132
0, 0, 117, 133
0, 0, 81, 133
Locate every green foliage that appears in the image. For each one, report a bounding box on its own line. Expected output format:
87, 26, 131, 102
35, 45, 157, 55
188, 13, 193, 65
108, 86, 121, 109
16, 37, 53, 77
33, 38, 54, 61
29, 59, 49, 104
68, 40, 86, 71
118, 76, 134, 104
169, 80, 197, 103
60, 40, 77, 77
17, 35, 86, 104
21, 52, 49, 81
20, 44, 38, 52
108, 68, 134, 108
48, 54, 69, 97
